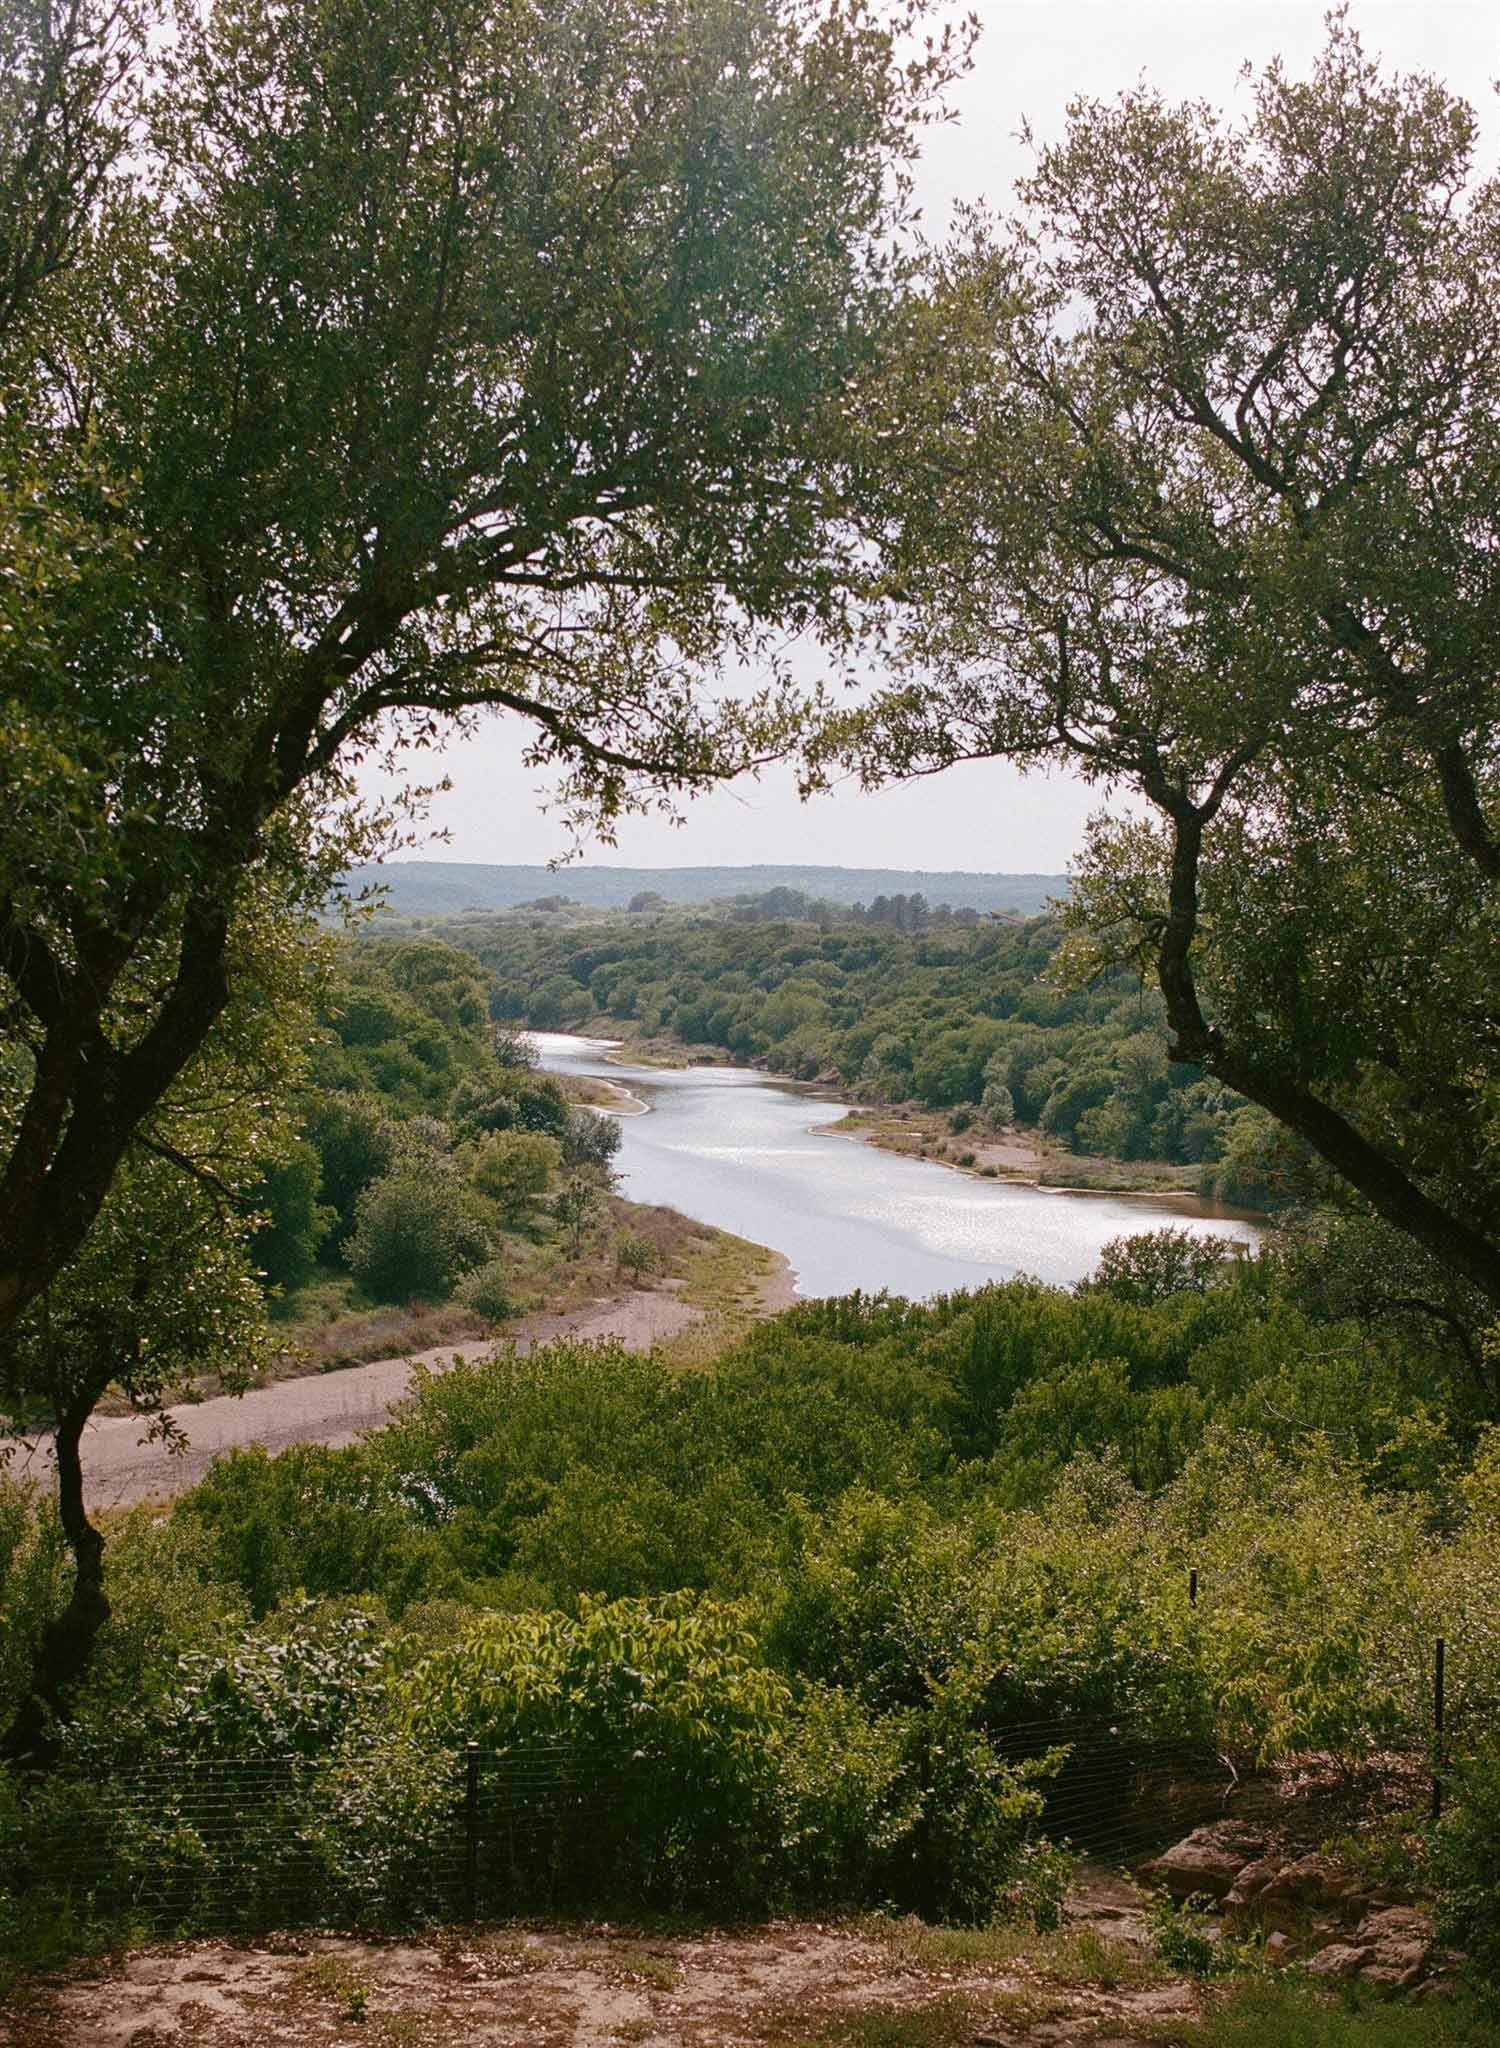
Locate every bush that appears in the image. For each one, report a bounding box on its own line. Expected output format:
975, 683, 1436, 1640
393, 1594, 801, 1911
345, 1167, 487, 1301
454, 1259, 514, 1326
469, 1129, 562, 1222
615, 1232, 657, 1281
1432, 1748, 1500, 1995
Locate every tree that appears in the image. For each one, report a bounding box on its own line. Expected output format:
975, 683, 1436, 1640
0, 0, 141, 339
554, 1173, 606, 1257
250, 1140, 334, 1291
469, 1130, 563, 1227
0, 0, 969, 1332
1082, 1228, 1234, 1310
345, 1166, 488, 1301
302, 1093, 396, 1248
0, 849, 316, 1752
0, 1161, 276, 1761
562, 1107, 623, 1177
826, 21, 1500, 1320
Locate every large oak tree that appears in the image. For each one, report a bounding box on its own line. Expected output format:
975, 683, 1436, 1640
822, 21, 1500, 1345
0, 0, 966, 1330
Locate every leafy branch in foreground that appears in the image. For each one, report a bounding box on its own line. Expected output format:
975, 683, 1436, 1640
819, 18, 1500, 1329
0, 0, 972, 1332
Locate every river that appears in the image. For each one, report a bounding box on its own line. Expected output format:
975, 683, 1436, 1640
532, 1033, 1260, 1299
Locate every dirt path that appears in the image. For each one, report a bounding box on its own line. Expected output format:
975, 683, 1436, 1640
9, 1287, 705, 1513
1, 1903, 1203, 2048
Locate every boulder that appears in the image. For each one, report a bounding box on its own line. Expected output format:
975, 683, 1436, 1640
1306, 1943, 1371, 1980
1355, 1905, 1434, 1948
1254, 1853, 1367, 1924
1353, 1906, 1435, 1990
1222, 1855, 1285, 1911
1140, 1823, 1267, 1900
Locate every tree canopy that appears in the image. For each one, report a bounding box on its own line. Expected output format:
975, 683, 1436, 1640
822, 19, 1500, 1312
0, 0, 967, 1330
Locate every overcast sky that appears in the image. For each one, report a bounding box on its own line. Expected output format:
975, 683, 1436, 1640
361, 0, 1500, 876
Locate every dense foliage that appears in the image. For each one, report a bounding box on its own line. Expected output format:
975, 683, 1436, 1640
421, 904, 1283, 1196
3, 1245, 1497, 1963
253, 936, 619, 1305
0, 0, 967, 1334
824, 22, 1500, 1311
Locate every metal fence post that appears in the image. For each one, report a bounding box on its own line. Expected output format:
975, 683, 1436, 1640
1431, 1638, 1446, 1823
465, 1741, 480, 1922
1188, 1568, 1198, 1607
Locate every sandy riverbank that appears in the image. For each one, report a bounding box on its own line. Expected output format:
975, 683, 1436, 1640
13, 1249, 797, 1512
568, 1025, 1218, 1203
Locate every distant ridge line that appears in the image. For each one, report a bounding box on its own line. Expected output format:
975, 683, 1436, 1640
345, 860, 1069, 918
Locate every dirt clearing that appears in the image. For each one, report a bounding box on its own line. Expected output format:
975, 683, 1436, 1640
0, 1893, 1209, 2048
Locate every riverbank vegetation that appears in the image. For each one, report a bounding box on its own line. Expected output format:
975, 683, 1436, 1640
400, 899, 1307, 1207
2, 1241, 1498, 2022
256, 937, 640, 1341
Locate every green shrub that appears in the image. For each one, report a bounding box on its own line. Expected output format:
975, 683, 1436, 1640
1431, 1748, 1500, 1996
344, 1167, 488, 1300
469, 1129, 562, 1222
393, 1593, 803, 1911
615, 1231, 657, 1280
454, 1258, 514, 1325
308, 1743, 463, 1927
1144, 1890, 1227, 1976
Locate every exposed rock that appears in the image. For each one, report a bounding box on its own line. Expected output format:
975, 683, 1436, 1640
1355, 1905, 1434, 1947
1222, 1855, 1284, 1910
1306, 1943, 1371, 1979
1254, 1853, 1368, 1924
1140, 1823, 1267, 1900
1352, 1905, 1435, 1991
1413, 1976, 1465, 2002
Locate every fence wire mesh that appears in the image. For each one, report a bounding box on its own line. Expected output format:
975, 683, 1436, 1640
8, 1688, 1477, 1946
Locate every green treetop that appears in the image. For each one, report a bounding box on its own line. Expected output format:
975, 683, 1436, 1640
0, 0, 969, 1330
821, 18, 1500, 1315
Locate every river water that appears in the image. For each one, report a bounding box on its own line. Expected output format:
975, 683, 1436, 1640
532, 1033, 1260, 1300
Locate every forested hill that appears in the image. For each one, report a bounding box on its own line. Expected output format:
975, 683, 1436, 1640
411, 904, 1285, 1208
344, 861, 1069, 918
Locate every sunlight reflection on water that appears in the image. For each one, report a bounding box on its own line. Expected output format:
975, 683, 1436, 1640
533, 1032, 1260, 1300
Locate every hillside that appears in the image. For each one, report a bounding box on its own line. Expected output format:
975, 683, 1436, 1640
343, 860, 1070, 918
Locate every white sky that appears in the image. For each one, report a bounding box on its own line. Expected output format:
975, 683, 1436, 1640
360, 0, 1500, 875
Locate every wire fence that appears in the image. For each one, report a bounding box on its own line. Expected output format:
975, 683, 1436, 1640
8, 1638, 1488, 1946
6, 1720, 1440, 1943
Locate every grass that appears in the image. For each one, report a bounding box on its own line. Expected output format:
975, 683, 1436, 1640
858, 1913, 1165, 1993
579, 1939, 681, 1989
1179, 1973, 1500, 2048
781, 1994, 982, 2048
298, 1953, 372, 2010
658, 1224, 790, 1366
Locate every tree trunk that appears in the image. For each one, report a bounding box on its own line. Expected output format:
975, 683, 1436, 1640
1150, 795, 1500, 1322
3, 1401, 111, 1768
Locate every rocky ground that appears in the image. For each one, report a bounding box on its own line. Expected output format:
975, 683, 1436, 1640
0, 1807, 1473, 2047
0, 1888, 1208, 2048
1141, 1816, 1461, 1998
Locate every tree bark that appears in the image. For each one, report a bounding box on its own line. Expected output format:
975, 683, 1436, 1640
3, 1400, 111, 1768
